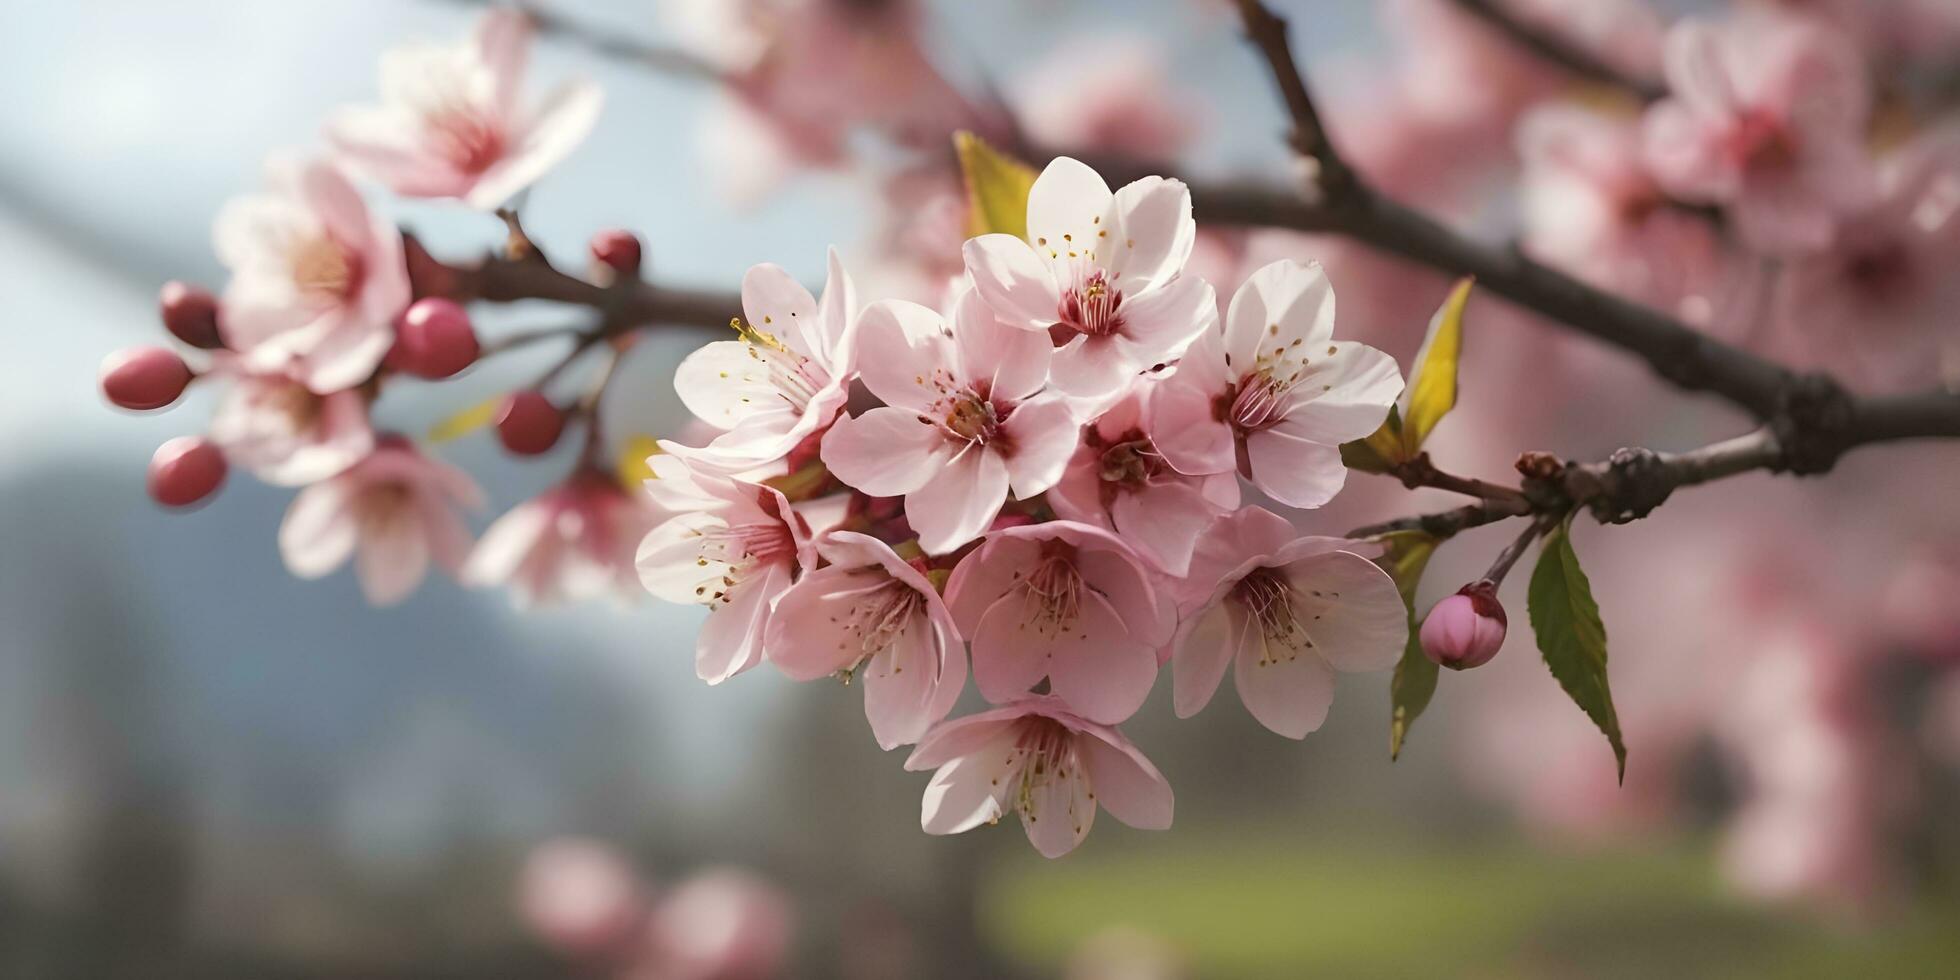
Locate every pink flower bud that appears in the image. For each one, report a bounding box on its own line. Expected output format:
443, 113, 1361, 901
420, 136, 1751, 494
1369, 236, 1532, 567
497, 391, 565, 455
147, 437, 227, 508
589, 229, 643, 279
390, 298, 480, 379
101, 346, 193, 411
1421, 581, 1507, 670
159, 281, 224, 349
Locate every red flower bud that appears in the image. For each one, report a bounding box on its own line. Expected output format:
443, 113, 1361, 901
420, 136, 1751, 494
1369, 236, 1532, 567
101, 346, 193, 411
497, 391, 565, 455
390, 298, 480, 379
159, 281, 224, 349
589, 229, 642, 280
1421, 580, 1507, 670
147, 437, 227, 508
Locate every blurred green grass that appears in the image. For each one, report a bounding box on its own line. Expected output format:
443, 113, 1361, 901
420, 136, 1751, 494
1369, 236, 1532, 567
979, 826, 1960, 979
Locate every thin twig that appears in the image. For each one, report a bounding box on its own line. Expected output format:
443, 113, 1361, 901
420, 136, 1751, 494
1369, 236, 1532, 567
1447, 0, 1665, 102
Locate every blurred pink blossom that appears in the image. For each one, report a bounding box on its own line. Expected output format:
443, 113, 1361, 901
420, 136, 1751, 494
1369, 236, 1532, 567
463, 469, 662, 608
638, 868, 795, 980
1642, 14, 1875, 253
206, 356, 374, 486
213, 158, 409, 393
1012, 37, 1197, 161
327, 8, 603, 209
519, 837, 649, 958
277, 437, 483, 605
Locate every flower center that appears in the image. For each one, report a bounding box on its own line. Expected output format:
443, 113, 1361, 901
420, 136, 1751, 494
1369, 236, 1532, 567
842, 578, 925, 665
1844, 241, 1912, 299
1056, 269, 1125, 339
1231, 566, 1313, 661
730, 317, 827, 413
1096, 435, 1159, 488
354, 483, 415, 536
1227, 371, 1291, 432
1006, 717, 1084, 826
1019, 543, 1085, 637
684, 504, 797, 607
1733, 110, 1797, 175
290, 235, 363, 301
943, 392, 1001, 444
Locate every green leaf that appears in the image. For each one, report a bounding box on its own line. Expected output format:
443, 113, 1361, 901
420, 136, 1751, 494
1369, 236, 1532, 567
1399, 277, 1473, 457
1527, 516, 1627, 782
1375, 531, 1440, 760
954, 130, 1036, 239
427, 395, 502, 443
1341, 406, 1406, 474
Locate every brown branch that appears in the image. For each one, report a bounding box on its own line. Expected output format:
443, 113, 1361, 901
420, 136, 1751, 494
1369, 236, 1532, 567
1446, 0, 1665, 102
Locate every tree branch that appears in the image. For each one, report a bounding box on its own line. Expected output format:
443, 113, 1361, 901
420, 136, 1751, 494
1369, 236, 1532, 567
1446, 0, 1665, 102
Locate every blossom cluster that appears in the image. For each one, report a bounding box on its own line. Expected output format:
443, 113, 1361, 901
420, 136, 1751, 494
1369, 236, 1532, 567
635, 157, 1411, 857
101, 10, 665, 608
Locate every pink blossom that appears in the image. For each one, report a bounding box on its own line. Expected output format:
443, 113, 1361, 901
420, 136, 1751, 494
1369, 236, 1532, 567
819, 290, 1079, 554
1147, 259, 1403, 509
206, 356, 375, 486
277, 437, 483, 606
1044, 388, 1238, 577
463, 470, 663, 609
635, 455, 814, 684
1012, 37, 1197, 162
326, 8, 602, 210
670, 249, 857, 476
1518, 104, 1743, 328
904, 696, 1173, 858
214, 158, 410, 393
1170, 507, 1406, 739
518, 837, 648, 958
1642, 15, 1875, 253
1774, 132, 1960, 388
638, 868, 795, 980
1749, 0, 1960, 63
764, 530, 965, 749
945, 521, 1172, 725
963, 157, 1215, 399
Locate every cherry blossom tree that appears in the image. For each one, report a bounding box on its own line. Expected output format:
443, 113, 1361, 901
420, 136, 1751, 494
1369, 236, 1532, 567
97, 0, 1960, 921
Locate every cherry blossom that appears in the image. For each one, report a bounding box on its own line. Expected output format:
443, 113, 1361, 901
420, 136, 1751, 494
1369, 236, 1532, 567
214, 158, 410, 393
819, 290, 1079, 554
463, 469, 663, 609
1642, 14, 1874, 253
206, 357, 375, 486
277, 437, 484, 606
764, 531, 965, 750
1044, 387, 1238, 577
1148, 259, 1403, 509
326, 8, 603, 210
1171, 507, 1406, 739
945, 521, 1173, 725
636, 455, 814, 684
670, 249, 858, 476
963, 157, 1215, 398
905, 696, 1173, 858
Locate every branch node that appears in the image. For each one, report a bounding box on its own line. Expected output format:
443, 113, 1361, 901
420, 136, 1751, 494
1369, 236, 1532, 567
1773, 373, 1856, 475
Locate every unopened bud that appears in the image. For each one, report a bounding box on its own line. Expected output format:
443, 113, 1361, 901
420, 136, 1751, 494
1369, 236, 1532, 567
1421, 581, 1507, 670
497, 391, 565, 456
589, 229, 643, 280
159, 281, 224, 349
148, 437, 227, 508
101, 346, 193, 411
390, 298, 480, 379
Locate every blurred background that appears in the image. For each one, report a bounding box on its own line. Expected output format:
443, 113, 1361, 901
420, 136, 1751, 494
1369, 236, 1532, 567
6, 0, 1960, 977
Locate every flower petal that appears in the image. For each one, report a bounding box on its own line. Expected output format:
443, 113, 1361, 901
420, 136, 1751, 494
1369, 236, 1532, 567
963, 234, 1060, 331
1077, 728, 1174, 831
1105, 175, 1195, 291
821, 406, 953, 497
1172, 602, 1238, 719
1043, 591, 1158, 725
1233, 624, 1336, 739
1284, 552, 1415, 674
1243, 428, 1349, 510
906, 447, 1010, 555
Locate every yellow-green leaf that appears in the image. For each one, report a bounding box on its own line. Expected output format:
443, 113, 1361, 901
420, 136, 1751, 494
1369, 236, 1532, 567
1528, 515, 1627, 782
615, 434, 663, 490
1342, 405, 1408, 473
954, 130, 1036, 240
1400, 277, 1473, 457
1376, 531, 1440, 760
427, 395, 501, 443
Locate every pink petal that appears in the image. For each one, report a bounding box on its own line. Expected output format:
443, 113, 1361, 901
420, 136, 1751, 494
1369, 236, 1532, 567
462, 500, 554, 590
963, 234, 1060, 331
1144, 373, 1236, 477
355, 509, 432, 606
1243, 428, 1349, 509
1105, 175, 1195, 291
905, 447, 1010, 555
279, 479, 358, 578
861, 619, 948, 749
1026, 156, 1116, 273
953, 288, 1051, 403
1000, 394, 1079, 499
1113, 273, 1215, 363
1019, 751, 1096, 858
944, 536, 1042, 631
1043, 591, 1158, 724
1049, 334, 1141, 399
815, 245, 859, 366
1172, 602, 1239, 719
971, 594, 1056, 704
1270, 341, 1404, 445
905, 707, 1027, 772
695, 564, 781, 684
1224, 259, 1335, 366
1077, 729, 1174, 830
739, 263, 820, 356
1110, 479, 1223, 577
852, 299, 956, 412
472, 7, 533, 112
820, 406, 952, 497
1233, 624, 1336, 739
920, 747, 1016, 835
762, 565, 876, 681
467, 81, 604, 210
1282, 551, 1410, 673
